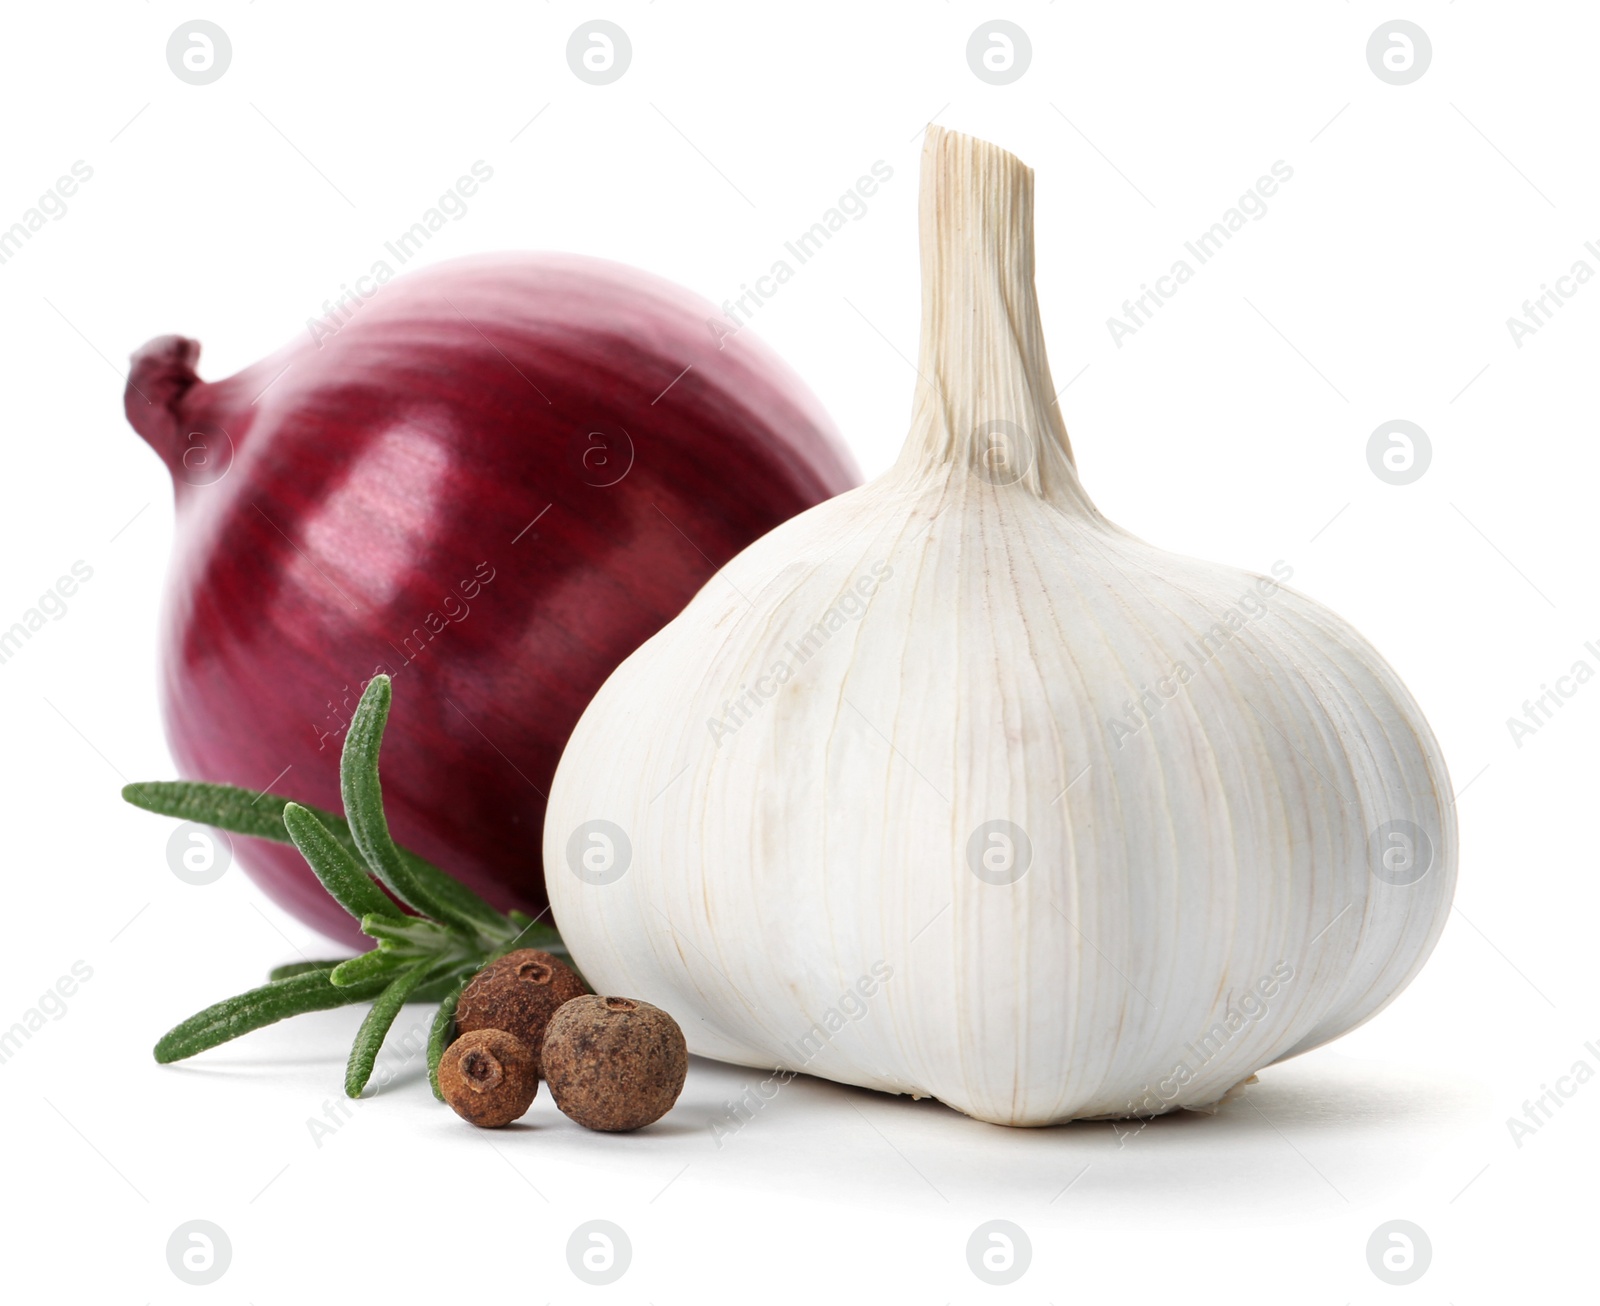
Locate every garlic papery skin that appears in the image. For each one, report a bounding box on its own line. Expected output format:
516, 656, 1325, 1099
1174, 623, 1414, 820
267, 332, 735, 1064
543, 127, 1456, 1126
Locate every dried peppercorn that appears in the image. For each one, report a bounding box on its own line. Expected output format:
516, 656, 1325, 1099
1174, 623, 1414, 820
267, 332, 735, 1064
455, 949, 586, 1076
541, 996, 688, 1131
437, 1029, 538, 1128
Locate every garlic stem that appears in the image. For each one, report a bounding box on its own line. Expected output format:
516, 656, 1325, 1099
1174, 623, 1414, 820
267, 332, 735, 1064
903, 128, 1088, 511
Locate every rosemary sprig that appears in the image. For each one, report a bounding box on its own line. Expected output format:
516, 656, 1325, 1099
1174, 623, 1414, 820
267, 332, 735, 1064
124, 674, 571, 1097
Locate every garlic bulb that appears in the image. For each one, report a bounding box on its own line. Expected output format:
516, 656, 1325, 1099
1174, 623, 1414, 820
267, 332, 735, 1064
544, 127, 1456, 1126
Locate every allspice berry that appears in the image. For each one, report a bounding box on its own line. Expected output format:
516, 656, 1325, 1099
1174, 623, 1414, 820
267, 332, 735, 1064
542, 996, 688, 1131
455, 949, 587, 1076
438, 1029, 538, 1128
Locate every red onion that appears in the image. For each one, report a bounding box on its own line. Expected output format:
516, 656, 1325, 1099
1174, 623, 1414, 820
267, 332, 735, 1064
126, 252, 857, 946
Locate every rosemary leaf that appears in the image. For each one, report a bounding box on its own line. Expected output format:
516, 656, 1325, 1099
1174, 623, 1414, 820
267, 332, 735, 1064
120, 780, 455, 901
268, 959, 468, 997
427, 974, 470, 1101
267, 960, 341, 981
154, 971, 388, 1064
345, 961, 433, 1098
339, 676, 508, 939
329, 948, 408, 988
358, 913, 456, 949
123, 780, 350, 848
283, 802, 401, 923
410, 974, 461, 1006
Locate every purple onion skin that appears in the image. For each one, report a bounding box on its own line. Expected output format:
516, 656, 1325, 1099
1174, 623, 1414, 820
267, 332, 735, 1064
126, 252, 858, 946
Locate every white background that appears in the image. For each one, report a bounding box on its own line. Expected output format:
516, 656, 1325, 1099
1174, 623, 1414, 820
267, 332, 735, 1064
1, 2, 1594, 1301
